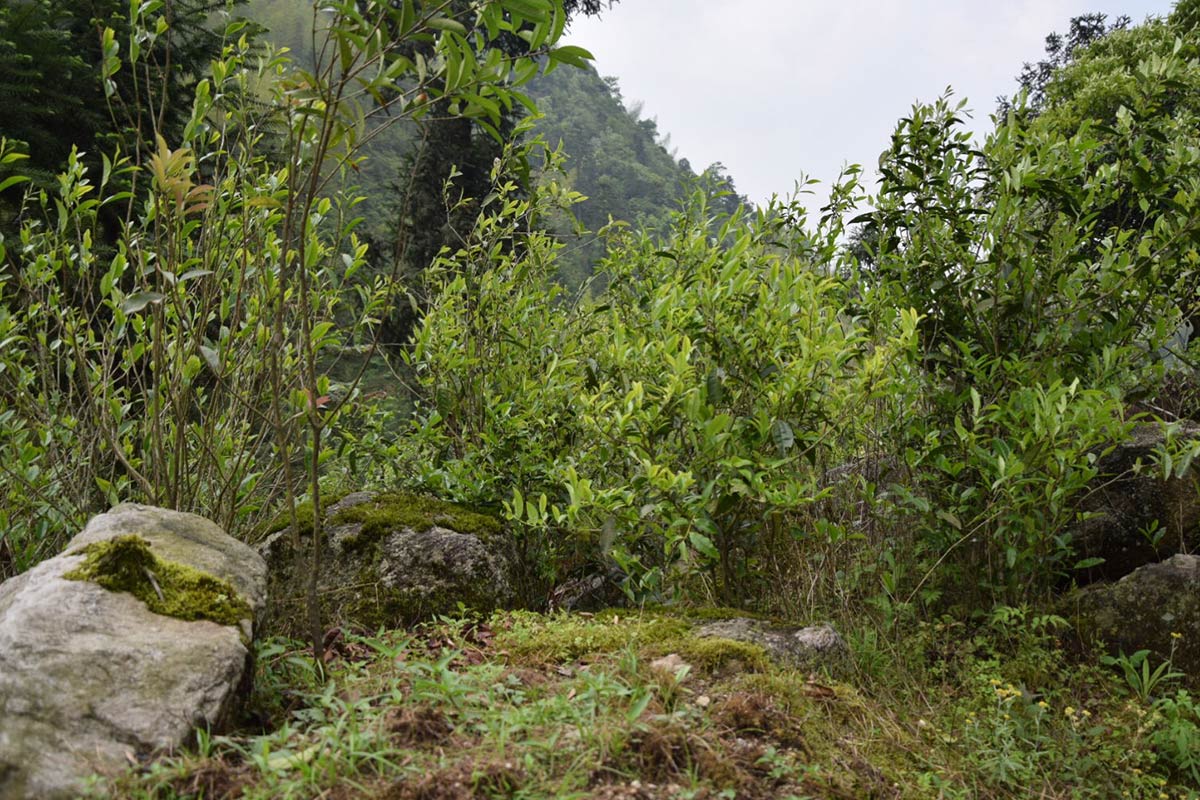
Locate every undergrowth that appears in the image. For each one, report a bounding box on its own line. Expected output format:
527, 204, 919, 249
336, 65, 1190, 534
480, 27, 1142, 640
104, 609, 1200, 799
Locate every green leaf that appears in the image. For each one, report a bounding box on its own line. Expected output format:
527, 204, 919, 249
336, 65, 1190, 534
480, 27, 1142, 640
706, 368, 725, 405
688, 531, 719, 560
771, 419, 795, 454
1072, 557, 1106, 570
120, 292, 166, 314
426, 16, 467, 34
502, 0, 551, 19
627, 688, 653, 721
0, 175, 30, 193
199, 345, 220, 374
548, 45, 594, 69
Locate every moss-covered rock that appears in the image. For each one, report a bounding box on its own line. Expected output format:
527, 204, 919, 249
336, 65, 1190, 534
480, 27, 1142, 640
0, 504, 266, 800
259, 491, 518, 637
1070, 422, 1200, 583
1066, 553, 1200, 677
691, 618, 848, 671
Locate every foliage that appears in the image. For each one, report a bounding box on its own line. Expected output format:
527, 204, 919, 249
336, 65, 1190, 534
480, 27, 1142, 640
527, 66, 703, 287
1102, 648, 1186, 702
0, 0, 256, 230
1000, 12, 1130, 114
400, 153, 918, 601
0, 0, 591, 662
857, 64, 1199, 600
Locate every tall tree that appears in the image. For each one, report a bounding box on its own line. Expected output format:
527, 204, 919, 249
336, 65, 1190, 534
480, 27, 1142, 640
998, 12, 1130, 114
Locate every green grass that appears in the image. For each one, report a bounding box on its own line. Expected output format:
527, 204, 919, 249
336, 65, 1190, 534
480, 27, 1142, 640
104, 610, 1200, 799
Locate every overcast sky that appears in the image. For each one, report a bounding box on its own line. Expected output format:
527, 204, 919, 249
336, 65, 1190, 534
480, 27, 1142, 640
567, 1, 1177, 207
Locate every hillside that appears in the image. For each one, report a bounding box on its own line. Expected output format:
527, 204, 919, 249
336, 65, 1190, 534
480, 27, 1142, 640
242, 0, 730, 288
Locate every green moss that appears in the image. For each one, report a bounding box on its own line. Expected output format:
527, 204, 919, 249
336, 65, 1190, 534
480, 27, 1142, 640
492, 610, 692, 664
254, 491, 500, 549
333, 492, 502, 551
251, 490, 351, 542
663, 635, 772, 673
64, 535, 251, 627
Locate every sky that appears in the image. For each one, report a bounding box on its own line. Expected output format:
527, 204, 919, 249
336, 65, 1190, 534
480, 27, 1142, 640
567, 0, 1177, 207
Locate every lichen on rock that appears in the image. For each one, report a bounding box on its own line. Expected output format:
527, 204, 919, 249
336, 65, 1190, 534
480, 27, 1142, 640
63, 534, 251, 627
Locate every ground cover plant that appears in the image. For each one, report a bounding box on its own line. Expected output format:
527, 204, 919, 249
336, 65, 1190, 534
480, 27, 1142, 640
104, 610, 1200, 799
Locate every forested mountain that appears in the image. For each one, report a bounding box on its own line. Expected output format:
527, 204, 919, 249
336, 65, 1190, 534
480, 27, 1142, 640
243, 0, 742, 294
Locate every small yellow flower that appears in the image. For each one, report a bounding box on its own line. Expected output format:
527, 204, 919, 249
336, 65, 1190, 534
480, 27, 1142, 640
1037, 700, 1049, 709
1064, 706, 1076, 716
1170, 631, 1183, 640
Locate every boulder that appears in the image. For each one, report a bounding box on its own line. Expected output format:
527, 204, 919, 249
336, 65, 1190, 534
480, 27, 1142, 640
1071, 422, 1200, 583
1066, 554, 1200, 677
692, 618, 847, 670
257, 491, 519, 636
0, 504, 266, 800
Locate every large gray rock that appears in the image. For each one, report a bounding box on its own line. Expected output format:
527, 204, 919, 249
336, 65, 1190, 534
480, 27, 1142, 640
0, 504, 266, 800
1071, 423, 1200, 583
257, 491, 519, 637
693, 618, 847, 669
1066, 554, 1200, 677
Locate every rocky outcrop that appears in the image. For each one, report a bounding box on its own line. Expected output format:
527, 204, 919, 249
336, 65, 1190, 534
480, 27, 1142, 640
0, 504, 266, 800
693, 618, 847, 669
1065, 554, 1200, 676
258, 491, 519, 637
1071, 422, 1200, 583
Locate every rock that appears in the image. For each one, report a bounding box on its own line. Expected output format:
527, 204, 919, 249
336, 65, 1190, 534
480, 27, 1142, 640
692, 618, 847, 669
649, 653, 692, 679
1071, 422, 1200, 583
1065, 554, 1200, 676
0, 504, 266, 800
258, 491, 519, 636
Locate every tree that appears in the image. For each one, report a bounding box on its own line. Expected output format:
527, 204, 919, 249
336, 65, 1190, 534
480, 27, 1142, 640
1011, 5, 1200, 341
998, 12, 1129, 114
380, 0, 616, 346
0, 0, 254, 226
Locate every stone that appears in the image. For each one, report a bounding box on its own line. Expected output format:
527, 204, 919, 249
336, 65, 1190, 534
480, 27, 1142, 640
0, 504, 266, 800
257, 491, 519, 637
1070, 422, 1200, 583
692, 618, 847, 669
649, 653, 692, 679
1065, 553, 1200, 676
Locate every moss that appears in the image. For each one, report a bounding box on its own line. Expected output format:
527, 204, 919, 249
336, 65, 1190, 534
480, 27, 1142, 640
332, 492, 502, 551
653, 634, 772, 673
254, 490, 500, 548
250, 490, 350, 542
64, 535, 251, 627
492, 610, 692, 664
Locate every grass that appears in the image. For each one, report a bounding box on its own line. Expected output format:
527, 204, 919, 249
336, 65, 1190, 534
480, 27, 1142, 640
103, 609, 1200, 799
